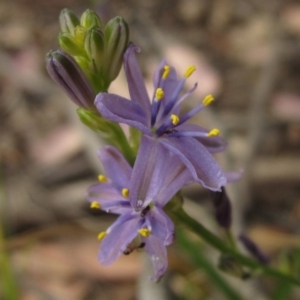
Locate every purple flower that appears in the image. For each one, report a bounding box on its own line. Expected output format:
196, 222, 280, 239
95, 44, 227, 191
88, 136, 192, 281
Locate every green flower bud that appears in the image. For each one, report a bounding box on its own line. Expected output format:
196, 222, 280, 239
59, 8, 80, 35
77, 108, 107, 131
58, 33, 83, 56
84, 26, 105, 69
103, 16, 129, 83
80, 9, 102, 29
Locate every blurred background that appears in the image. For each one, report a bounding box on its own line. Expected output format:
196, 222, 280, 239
0, 0, 300, 299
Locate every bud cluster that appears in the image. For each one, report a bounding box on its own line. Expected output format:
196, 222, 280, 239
58, 9, 129, 92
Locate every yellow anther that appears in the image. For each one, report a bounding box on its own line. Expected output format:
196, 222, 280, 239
184, 65, 196, 78
170, 114, 180, 125
98, 174, 108, 183
97, 231, 107, 241
155, 88, 164, 101
202, 94, 214, 106
207, 128, 220, 137
138, 228, 151, 237
122, 188, 129, 198
162, 65, 170, 79
90, 201, 101, 209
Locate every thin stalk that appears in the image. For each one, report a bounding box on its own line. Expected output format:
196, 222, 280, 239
177, 229, 244, 300
172, 208, 300, 286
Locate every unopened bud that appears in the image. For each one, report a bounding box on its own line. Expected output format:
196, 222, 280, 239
239, 234, 269, 265
59, 8, 80, 35
103, 16, 129, 83
77, 108, 106, 131
81, 9, 102, 29
84, 26, 105, 68
46, 50, 95, 109
58, 33, 82, 56
210, 187, 232, 229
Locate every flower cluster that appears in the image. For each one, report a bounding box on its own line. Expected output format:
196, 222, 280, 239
46, 9, 236, 282
88, 136, 192, 280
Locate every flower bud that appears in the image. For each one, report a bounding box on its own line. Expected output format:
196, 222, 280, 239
239, 234, 269, 265
210, 187, 232, 229
77, 108, 106, 131
102, 16, 129, 83
84, 26, 105, 68
58, 33, 82, 56
59, 8, 80, 35
80, 9, 102, 29
46, 50, 95, 109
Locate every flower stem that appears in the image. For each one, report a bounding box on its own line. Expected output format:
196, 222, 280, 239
172, 208, 300, 286
177, 229, 244, 300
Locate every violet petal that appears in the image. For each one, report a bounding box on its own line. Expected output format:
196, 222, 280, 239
95, 93, 151, 135
123, 44, 151, 125
98, 146, 132, 190
144, 234, 168, 281
99, 213, 140, 265
160, 136, 227, 191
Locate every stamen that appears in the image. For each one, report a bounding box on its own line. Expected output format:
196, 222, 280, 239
98, 174, 108, 182
202, 94, 214, 106
184, 65, 196, 78
97, 231, 107, 240
90, 201, 101, 209
162, 65, 170, 79
171, 114, 180, 125
207, 128, 220, 137
122, 188, 129, 198
155, 88, 164, 101
138, 228, 151, 237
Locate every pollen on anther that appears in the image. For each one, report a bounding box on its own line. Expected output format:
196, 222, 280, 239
98, 174, 108, 183
97, 231, 107, 240
122, 188, 129, 198
162, 65, 170, 79
90, 201, 101, 209
184, 65, 196, 78
155, 88, 164, 101
138, 228, 151, 237
170, 114, 180, 125
202, 94, 214, 106
207, 128, 220, 137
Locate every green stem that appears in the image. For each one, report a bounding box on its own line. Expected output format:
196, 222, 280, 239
225, 229, 238, 252
177, 229, 244, 300
172, 208, 300, 286
108, 122, 135, 165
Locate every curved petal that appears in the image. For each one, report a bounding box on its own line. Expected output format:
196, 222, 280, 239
95, 93, 152, 135
129, 136, 161, 210
87, 183, 131, 214
147, 205, 175, 245
152, 151, 193, 207
175, 123, 228, 153
98, 146, 132, 190
144, 234, 168, 281
160, 136, 227, 191
130, 136, 192, 210
99, 213, 140, 265
124, 44, 151, 125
